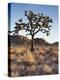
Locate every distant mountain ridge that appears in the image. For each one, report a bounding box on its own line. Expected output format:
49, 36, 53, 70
8, 35, 58, 46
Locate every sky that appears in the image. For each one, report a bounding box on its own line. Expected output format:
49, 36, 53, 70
8, 3, 58, 43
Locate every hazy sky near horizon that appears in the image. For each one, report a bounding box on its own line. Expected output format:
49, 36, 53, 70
8, 3, 58, 43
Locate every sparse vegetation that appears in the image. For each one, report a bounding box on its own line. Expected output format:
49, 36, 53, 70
8, 35, 58, 77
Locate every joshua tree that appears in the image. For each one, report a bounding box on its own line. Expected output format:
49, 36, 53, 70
9, 10, 53, 52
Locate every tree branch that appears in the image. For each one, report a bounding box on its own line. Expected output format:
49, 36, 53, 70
8, 30, 15, 33
34, 28, 40, 35
23, 27, 31, 32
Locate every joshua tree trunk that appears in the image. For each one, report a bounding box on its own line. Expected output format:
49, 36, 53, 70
31, 34, 34, 52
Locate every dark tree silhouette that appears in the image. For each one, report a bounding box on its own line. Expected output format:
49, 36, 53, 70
9, 10, 53, 52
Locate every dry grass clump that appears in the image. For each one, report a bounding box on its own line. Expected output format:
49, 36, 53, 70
23, 50, 35, 63
42, 64, 53, 74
